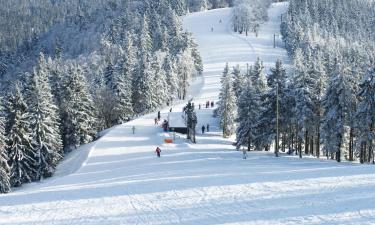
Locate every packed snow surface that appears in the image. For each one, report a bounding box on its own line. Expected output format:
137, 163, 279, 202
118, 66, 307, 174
1, 2, 375, 224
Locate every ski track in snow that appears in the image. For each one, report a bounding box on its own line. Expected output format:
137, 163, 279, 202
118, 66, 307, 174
2, 3, 375, 225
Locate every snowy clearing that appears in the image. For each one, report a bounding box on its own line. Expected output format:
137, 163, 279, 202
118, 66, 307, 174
1, 2, 375, 225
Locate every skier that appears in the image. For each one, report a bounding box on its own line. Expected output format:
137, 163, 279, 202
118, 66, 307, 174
211, 101, 214, 107
155, 147, 161, 157
132, 126, 136, 134
154, 118, 158, 125
211, 27, 214, 32
170, 108, 172, 112
202, 125, 205, 134
199, 104, 201, 110
243, 149, 247, 159
219, 19, 222, 23
157, 111, 161, 121
207, 124, 210, 132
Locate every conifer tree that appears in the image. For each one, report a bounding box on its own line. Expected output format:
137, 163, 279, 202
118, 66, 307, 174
257, 59, 287, 156
356, 67, 375, 163
27, 58, 63, 179
60, 64, 97, 151
251, 59, 269, 151
151, 53, 168, 109
322, 64, 356, 162
232, 65, 245, 100
163, 53, 178, 98
236, 77, 259, 151
133, 58, 153, 114
0, 102, 11, 193
218, 63, 237, 137
6, 84, 36, 187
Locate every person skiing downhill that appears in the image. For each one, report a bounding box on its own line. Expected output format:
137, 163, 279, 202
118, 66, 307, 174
155, 147, 161, 157
243, 149, 247, 159
202, 125, 205, 134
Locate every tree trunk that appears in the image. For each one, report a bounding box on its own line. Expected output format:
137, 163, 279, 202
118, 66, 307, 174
349, 128, 354, 161
247, 134, 251, 151
310, 135, 314, 157
336, 137, 341, 162
360, 142, 364, 164
316, 130, 320, 158
368, 142, 372, 163
304, 130, 309, 155
289, 125, 293, 154
298, 138, 302, 158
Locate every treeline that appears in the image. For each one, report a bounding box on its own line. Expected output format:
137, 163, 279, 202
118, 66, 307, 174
0, 0, 202, 193
223, 0, 375, 164
281, 0, 375, 163
182, 0, 234, 14
232, 0, 273, 36
218, 59, 287, 155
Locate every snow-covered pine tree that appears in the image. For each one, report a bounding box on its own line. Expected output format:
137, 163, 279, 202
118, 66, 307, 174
307, 50, 327, 158
322, 63, 356, 162
251, 59, 269, 151
104, 60, 115, 90
258, 59, 287, 156
138, 14, 152, 60
176, 49, 195, 100
232, 65, 245, 100
291, 48, 317, 158
216, 63, 230, 117
218, 63, 237, 138
0, 101, 11, 193
60, 64, 97, 152
356, 66, 375, 163
132, 14, 154, 114
236, 77, 259, 151
6, 84, 36, 187
163, 52, 178, 99
27, 56, 63, 179
133, 57, 154, 115
116, 32, 135, 122
151, 53, 169, 110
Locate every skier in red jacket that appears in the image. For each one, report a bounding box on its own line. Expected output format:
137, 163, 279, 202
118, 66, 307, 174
155, 147, 161, 157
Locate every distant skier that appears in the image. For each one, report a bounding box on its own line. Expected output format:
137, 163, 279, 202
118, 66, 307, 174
132, 126, 136, 134
219, 19, 222, 23
211, 101, 214, 108
243, 149, 247, 159
155, 147, 161, 157
199, 104, 201, 109
154, 118, 158, 125
207, 124, 210, 132
157, 111, 161, 121
211, 27, 214, 32
202, 125, 205, 134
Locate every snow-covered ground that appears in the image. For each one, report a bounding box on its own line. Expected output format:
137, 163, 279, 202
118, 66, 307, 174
2, 2, 375, 224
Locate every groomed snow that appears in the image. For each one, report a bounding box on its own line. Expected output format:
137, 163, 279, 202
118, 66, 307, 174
1, 3, 375, 224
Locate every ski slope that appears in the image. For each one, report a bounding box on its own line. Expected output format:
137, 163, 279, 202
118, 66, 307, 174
2, 2, 375, 224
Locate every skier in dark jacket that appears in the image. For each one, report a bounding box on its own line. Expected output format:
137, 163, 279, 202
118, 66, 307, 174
202, 125, 205, 134
155, 147, 161, 157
